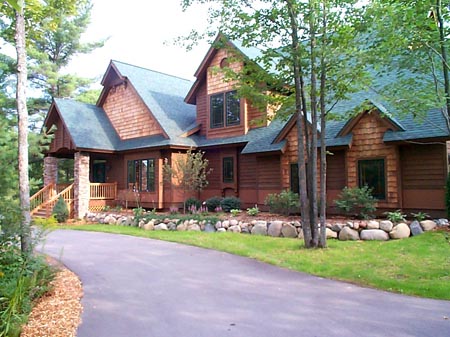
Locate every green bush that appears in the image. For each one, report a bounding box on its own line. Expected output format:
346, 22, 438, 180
384, 209, 406, 223
205, 196, 223, 212
52, 196, 69, 223
185, 197, 201, 213
264, 190, 299, 216
220, 197, 241, 212
334, 186, 377, 219
246, 205, 259, 216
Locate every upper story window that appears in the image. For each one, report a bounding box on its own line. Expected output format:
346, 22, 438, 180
210, 90, 240, 129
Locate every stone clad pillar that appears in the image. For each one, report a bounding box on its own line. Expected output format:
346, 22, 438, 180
43, 156, 58, 186
74, 152, 90, 219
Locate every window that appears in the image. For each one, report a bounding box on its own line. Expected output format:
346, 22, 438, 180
127, 159, 155, 192
210, 91, 240, 128
223, 157, 234, 183
358, 159, 386, 200
290, 163, 299, 194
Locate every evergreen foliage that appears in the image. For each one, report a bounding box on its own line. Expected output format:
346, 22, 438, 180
334, 186, 377, 219
220, 197, 241, 213
52, 196, 69, 223
264, 190, 300, 216
446, 172, 450, 218
205, 196, 223, 212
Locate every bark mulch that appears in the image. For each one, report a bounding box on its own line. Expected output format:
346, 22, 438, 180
20, 260, 83, 337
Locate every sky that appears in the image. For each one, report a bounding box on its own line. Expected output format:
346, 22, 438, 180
64, 0, 212, 83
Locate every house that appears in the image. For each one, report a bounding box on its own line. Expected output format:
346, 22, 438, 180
33, 35, 450, 218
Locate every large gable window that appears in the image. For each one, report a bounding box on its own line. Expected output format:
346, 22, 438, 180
127, 159, 155, 192
210, 91, 240, 129
358, 159, 386, 200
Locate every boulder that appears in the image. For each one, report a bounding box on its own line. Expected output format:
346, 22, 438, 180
360, 229, 389, 241
230, 219, 239, 226
268, 221, 283, 237
420, 220, 436, 231
176, 223, 187, 231
167, 222, 177, 231
217, 228, 227, 233
436, 218, 449, 227
222, 220, 230, 229
379, 220, 393, 232
251, 221, 268, 235
339, 227, 360, 241
154, 223, 168, 231
331, 223, 344, 232
367, 220, 380, 229
228, 225, 241, 233
326, 228, 338, 239
389, 223, 410, 239
409, 220, 423, 236
281, 223, 297, 238
143, 222, 154, 231
297, 230, 304, 240
204, 222, 216, 233
187, 224, 201, 231
215, 221, 222, 230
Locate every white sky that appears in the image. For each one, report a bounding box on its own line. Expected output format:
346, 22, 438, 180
64, 0, 212, 83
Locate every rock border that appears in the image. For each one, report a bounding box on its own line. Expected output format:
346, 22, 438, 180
85, 212, 449, 241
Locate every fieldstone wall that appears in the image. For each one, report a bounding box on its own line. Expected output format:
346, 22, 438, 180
74, 152, 90, 219
85, 212, 449, 241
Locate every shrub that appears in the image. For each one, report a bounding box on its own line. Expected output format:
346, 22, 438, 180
220, 197, 241, 212
246, 205, 259, 216
205, 196, 223, 212
230, 209, 242, 216
334, 186, 377, 219
185, 197, 201, 212
384, 209, 406, 223
52, 196, 69, 223
411, 212, 429, 222
264, 190, 299, 216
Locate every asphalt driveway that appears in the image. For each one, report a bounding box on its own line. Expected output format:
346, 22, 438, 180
39, 230, 450, 337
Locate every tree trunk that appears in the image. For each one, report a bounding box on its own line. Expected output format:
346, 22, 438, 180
319, 0, 328, 248
436, 0, 450, 131
286, 0, 312, 247
15, 3, 32, 254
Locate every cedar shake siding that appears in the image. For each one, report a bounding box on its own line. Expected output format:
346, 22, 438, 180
400, 144, 447, 210
48, 114, 75, 153
102, 82, 164, 140
345, 112, 400, 209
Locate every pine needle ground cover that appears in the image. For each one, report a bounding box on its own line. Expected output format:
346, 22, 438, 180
59, 225, 449, 300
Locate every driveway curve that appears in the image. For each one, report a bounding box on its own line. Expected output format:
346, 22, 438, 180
39, 230, 449, 337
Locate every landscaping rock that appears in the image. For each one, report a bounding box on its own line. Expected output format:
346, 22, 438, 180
436, 218, 449, 227
222, 220, 230, 229
167, 222, 177, 231
297, 230, 304, 240
215, 221, 222, 230
187, 224, 201, 231
228, 225, 241, 233
176, 223, 187, 231
389, 223, 410, 239
331, 223, 344, 232
367, 220, 380, 230
251, 221, 267, 235
281, 223, 297, 238
204, 222, 216, 233
409, 220, 423, 236
268, 221, 283, 237
420, 220, 436, 231
230, 219, 239, 226
360, 229, 389, 241
359, 221, 367, 229
143, 222, 154, 231
339, 227, 359, 241
379, 220, 393, 232
154, 223, 168, 231
217, 228, 227, 233
293, 221, 302, 228
326, 228, 338, 239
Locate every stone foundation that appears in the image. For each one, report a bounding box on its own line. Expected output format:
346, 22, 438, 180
44, 156, 58, 186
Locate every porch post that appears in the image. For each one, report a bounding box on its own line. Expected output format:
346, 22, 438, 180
43, 155, 58, 186
74, 152, 90, 219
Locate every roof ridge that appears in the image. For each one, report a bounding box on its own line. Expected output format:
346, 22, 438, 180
111, 59, 192, 82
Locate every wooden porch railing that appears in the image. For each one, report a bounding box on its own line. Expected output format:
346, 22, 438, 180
90, 182, 117, 200
31, 183, 74, 218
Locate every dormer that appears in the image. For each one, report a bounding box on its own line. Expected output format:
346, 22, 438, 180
185, 34, 271, 139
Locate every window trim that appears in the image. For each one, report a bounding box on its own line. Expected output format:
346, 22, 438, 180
357, 158, 386, 200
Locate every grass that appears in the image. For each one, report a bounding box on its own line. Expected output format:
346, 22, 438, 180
57, 224, 450, 300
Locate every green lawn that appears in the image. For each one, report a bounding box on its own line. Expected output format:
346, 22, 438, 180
58, 224, 450, 300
